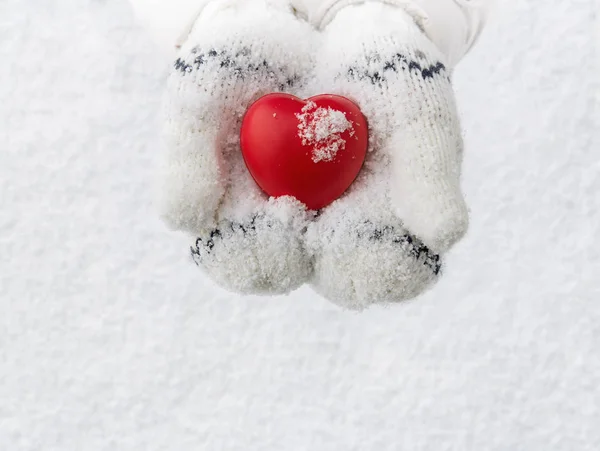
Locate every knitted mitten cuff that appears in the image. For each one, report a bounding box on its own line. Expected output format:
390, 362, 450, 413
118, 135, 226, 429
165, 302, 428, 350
129, 0, 490, 67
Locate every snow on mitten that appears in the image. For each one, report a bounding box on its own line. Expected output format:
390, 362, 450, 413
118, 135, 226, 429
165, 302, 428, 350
304, 1, 473, 309
160, 0, 317, 295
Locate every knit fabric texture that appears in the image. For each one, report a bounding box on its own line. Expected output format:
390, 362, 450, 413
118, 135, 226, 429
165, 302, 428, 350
160, 0, 469, 309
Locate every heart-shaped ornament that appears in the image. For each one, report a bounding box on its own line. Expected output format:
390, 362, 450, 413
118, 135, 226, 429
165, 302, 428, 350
240, 93, 368, 210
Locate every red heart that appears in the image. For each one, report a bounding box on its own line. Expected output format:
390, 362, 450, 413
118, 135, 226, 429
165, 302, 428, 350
240, 93, 368, 210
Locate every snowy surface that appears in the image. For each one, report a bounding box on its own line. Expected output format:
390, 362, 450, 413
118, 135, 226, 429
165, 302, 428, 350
1, 1, 599, 450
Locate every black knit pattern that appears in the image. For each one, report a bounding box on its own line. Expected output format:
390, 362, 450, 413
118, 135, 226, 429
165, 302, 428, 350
174, 46, 301, 91
191, 215, 263, 266
357, 220, 441, 275
344, 51, 448, 85
191, 216, 441, 276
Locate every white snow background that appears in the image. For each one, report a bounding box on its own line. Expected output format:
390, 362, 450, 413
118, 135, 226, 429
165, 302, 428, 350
1, 1, 599, 450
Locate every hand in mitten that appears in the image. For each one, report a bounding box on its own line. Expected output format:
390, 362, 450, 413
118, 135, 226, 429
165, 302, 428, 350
305, 2, 470, 309
130, 0, 486, 307
161, 0, 316, 294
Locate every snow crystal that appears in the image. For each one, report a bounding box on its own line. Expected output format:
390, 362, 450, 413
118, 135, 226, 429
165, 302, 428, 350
295, 101, 354, 163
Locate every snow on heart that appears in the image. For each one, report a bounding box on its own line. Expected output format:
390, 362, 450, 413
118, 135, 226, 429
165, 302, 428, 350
295, 101, 355, 163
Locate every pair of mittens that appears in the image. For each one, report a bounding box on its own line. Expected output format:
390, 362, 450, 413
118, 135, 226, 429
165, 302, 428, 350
152, 0, 481, 309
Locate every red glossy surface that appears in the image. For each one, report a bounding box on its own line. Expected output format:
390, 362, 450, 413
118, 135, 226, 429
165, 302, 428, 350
240, 93, 368, 210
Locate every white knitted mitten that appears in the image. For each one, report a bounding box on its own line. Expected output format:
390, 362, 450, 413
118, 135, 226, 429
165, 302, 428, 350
304, 2, 468, 308
163, 0, 316, 294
